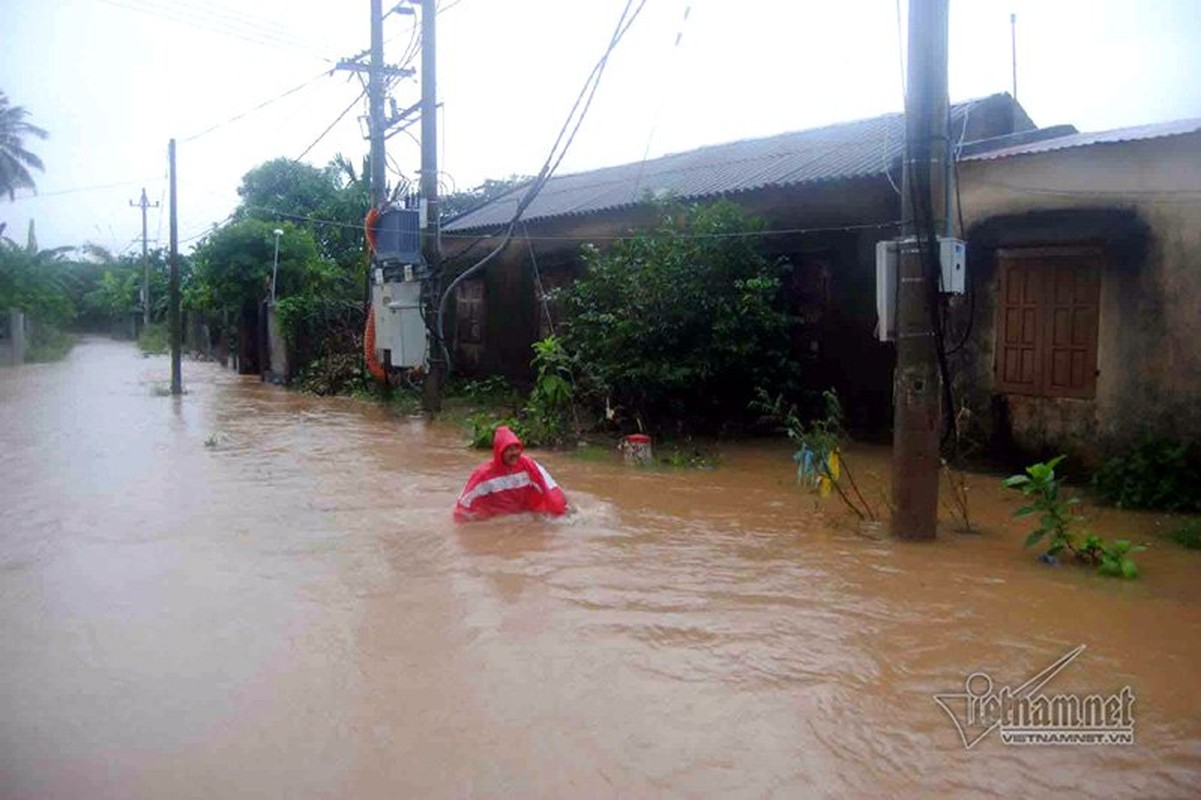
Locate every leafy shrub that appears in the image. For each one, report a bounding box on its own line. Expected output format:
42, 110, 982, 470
447, 375, 518, 405
1091, 438, 1201, 512
137, 323, 169, 355
462, 337, 583, 450
294, 352, 368, 396
465, 412, 524, 450
561, 200, 798, 430
1168, 520, 1201, 550
754, 388, 877, 520
1004, 456, 1145, 579
24, 325, 76, 363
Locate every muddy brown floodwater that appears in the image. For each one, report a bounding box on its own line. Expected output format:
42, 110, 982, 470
1, 337, 1199, 799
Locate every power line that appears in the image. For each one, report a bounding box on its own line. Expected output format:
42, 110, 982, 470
232, 201, 902, 242
444, 218, 903, 242
97, 0, 331, 59
182, 69, 334, 142
9, 175, 164, 200
294, 88, 368, 162
178, 214, 235, 245
435, 0, 651, 362
632, 0, 693, 196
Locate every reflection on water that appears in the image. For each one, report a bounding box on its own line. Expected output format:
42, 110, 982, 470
1, 338, 1199, 798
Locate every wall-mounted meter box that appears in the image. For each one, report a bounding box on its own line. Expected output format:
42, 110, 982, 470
876, 236, 967, 341
875, 239, 898, 342
938, 237, 966, 294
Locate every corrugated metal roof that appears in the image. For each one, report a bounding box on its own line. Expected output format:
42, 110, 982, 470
963, 118, 1201, 161
446, 97, 998, 232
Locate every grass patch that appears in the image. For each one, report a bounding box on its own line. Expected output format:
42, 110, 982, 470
571, 443, 614, 462
24, 329, 77, 363
137, 323, 170, 356
652, 445, 720, 470
1168, 520, 1201, 550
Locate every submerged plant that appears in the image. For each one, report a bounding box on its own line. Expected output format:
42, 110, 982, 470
754, 388, 876, 520
1003, 455, 1145, 579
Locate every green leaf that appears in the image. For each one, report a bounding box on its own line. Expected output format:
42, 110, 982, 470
1120, 558, 1139, 579
1013, 505, 1038, 518
1002, 475, 1030, 488
1098, 558, 1122, 577
1024, 530, 1046, 548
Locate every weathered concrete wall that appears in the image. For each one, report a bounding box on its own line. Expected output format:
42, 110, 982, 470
957, 132, 1201, 462
0, 309, 28, 366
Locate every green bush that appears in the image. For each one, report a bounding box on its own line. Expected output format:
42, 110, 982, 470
24, 326, 76, 363
561, 200, 798, 430
1005, 455, 1145, 579
137, 323, 169, 355
1169, 520, 1201, 550
294, 352, 368, 396
465, 412, 524, 449
445, 375, 519, 405
1092, 438, 1201, 512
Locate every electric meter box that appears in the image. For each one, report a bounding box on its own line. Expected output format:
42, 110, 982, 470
875, 239, 898, 342
371, 281, 427, 369
875, 236, 968, 340
939, 237, 966, 294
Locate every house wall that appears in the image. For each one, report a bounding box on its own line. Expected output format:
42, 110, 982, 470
956, 133, 1201, 463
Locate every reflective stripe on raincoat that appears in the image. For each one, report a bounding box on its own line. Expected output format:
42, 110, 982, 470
453, 426, 568, 522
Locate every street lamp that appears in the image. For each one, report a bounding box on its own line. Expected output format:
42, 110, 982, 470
270, 228, 283, 304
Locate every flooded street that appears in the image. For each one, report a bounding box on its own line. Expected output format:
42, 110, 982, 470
2, 338, 1199, 798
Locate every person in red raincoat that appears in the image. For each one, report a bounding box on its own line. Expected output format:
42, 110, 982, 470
453, 425, 568, 522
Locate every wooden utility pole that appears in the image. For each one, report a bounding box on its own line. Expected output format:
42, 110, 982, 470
168, 139, 182, 395
420, 0, 444, 412
891, 0, 948, 540
130, 188, 160, 329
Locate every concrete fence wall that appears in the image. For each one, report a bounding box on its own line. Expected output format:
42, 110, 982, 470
0, 309, 28, 366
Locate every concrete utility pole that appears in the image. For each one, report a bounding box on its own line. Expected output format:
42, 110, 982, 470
130, 188, 160, 329
369, 0, 387, 206
420, 0, 444, 412
168, 140, 182, 396
1010, 13, 1018, 104
891, 0, 949, 540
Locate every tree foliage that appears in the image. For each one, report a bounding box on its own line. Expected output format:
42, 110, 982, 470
0, 222, 73, 322
234, 155, 369, 273
0, 91, 48, 201
560, 201, 798, 428
189, 219, 331, 315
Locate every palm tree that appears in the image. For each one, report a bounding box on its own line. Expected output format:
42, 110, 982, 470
0, 92, 48, 201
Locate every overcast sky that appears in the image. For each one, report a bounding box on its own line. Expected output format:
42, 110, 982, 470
3, 0, 1200, 254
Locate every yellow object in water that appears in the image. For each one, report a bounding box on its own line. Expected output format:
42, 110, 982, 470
817, 450, 841, 497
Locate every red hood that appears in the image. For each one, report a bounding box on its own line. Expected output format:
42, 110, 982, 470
492, 425, 524, 466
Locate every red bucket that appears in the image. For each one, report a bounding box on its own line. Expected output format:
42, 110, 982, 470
619, 434, 653, 464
